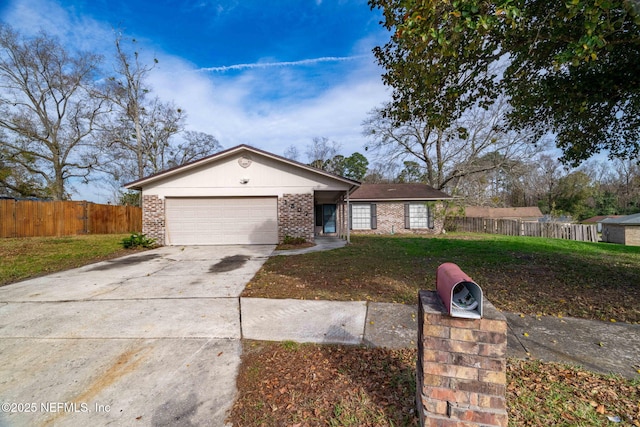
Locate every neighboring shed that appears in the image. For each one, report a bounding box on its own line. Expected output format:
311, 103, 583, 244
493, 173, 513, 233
581, 215, 623, 233
464, 206, 543, 221
601, 213, 640, 246
348, 183, 452, 235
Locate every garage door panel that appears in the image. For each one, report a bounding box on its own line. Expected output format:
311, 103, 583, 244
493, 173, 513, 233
165, 198, 278, 245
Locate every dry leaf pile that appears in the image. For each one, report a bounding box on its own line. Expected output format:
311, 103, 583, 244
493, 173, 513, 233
228, 342, 640, 427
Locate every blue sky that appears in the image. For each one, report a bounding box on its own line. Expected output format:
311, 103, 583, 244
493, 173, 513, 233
0, 0, 391, 201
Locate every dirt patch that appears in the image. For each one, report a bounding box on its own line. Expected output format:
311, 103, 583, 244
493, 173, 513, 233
209, 255, 250, 273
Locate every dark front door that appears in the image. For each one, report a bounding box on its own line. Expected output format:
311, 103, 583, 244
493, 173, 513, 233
322, 204, 336, 233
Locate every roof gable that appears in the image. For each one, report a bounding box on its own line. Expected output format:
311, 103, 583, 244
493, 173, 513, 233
124, 144, 360, 190
350, 183, 452, 201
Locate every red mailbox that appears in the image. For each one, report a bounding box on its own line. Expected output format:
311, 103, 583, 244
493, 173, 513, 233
436, 262, 483, 319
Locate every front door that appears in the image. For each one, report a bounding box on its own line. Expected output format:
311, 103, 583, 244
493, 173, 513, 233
322, 204, 337, 233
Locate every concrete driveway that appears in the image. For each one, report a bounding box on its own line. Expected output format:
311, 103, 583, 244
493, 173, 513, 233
0, 245, 274, 427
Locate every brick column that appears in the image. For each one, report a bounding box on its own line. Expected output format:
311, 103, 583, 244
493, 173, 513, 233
416, 290, 508, 427
278, 194, 314, 243
142, 195, 165, 246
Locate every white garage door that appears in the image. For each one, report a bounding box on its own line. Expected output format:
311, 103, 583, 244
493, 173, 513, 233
165, 197, 278, 245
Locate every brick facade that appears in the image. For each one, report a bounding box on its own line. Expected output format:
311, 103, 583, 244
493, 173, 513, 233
278, 193, 314, 243
142, 195, 165, 245
351, 201, 445, 236
416, 290, 508, 427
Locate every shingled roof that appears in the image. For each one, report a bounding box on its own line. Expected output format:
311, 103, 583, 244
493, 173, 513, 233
601, 213, 640, 225
350, 183, 452, 201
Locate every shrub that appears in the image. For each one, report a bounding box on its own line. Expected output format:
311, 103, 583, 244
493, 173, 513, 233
122, 233, 157, 249
282, 235, 307, 245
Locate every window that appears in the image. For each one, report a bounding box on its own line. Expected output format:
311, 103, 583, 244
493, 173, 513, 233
405, 203, 434, 229
350, 203, 377, 230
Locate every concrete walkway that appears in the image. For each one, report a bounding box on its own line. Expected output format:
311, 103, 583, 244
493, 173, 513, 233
240, 297, 640, 379
271, 236, 347, 256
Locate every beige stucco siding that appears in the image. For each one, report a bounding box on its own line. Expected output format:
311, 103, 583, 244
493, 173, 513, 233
141, 152, 350, 199
136, 149, 354, 245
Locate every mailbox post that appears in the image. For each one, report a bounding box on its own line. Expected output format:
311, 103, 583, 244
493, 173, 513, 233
436, 262, 483, 319
416, 265, 507, 427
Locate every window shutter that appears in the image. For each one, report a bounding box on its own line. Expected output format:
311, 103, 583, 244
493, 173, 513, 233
428, 205, 435, 229
349, 204, 353, 230
371, 203, 377, 230
404, 203, 410, 229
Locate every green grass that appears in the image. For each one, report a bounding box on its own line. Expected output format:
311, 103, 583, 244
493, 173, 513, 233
507, 359, 640, 426
244, 233, 640, 323
0, 234, 134, 286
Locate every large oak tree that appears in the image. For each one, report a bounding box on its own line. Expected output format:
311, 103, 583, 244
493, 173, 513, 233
0, 24, 105, 199
369, 0, 640, 165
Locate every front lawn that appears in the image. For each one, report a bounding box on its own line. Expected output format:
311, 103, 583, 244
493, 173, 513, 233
0, 234, 136, 286
243, 234, 640, 324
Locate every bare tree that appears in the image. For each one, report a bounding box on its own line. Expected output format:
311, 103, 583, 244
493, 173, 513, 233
306, 137, 340, 169
0, 24, 105, 200
101, 33, 153, 181
363, 98, 541, 194
362, 161, 398, 184
527, 154, 566, 215
283, 144, 300, 161
99, 34, 220, 185
168, 131, 222, 168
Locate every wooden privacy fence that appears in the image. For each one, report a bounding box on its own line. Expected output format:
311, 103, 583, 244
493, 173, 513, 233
449, 217, 599, 243
0, 199, 142, 238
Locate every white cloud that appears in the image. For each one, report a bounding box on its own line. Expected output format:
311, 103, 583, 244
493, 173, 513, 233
148, 51, 389, 158
1, 0, 114, 53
